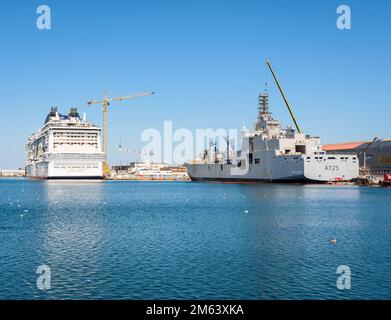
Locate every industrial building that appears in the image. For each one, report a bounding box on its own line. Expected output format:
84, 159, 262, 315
0, 169, 25, 177
323, 139, 391, 181
111, 162, 189, 180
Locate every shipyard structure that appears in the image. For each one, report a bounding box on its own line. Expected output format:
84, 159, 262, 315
111, 162, 189, 181
25, 107, 106, 179
323, 139, 391, 184
0, 169, 25, 177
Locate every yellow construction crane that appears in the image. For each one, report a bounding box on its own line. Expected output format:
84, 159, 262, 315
87, 91, 155, 174
266, 60, 301, 133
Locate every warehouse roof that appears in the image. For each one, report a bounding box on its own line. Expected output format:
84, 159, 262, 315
322, 141, 366, 151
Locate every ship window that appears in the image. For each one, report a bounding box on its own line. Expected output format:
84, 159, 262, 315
255, 158, 260, 164
295, 145, 306, 154
249, 140, 254, 152
328, 157, 336, 160
285, 149, 290, 154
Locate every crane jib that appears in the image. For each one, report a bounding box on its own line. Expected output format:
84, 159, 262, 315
86, 91, 155, 173
266, 60, 301, 134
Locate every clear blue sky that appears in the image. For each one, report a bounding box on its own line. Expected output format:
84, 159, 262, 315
0, 0, 390, 168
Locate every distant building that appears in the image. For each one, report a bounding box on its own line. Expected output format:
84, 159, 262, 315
160, 166, 187, 175
323, 139, 391, 174
112, 162, 167, 174
0, 169, 26, 177
111, 162, 189, 180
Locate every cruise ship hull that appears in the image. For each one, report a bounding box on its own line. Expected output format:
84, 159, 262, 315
26, 161, 103, 179
185, 154, 359, 183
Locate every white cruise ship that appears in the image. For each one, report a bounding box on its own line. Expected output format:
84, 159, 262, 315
25, 107, 106, 179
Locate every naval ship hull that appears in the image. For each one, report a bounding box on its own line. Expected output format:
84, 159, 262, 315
26, 161, 103, 179
185, 153, 359, 183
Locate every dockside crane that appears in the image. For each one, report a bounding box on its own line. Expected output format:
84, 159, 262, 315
358, 137, 378, 170
266, 60, 302, 133
87, 91, 155, 173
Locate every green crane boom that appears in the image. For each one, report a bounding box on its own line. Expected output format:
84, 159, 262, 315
266, 60, 301, 133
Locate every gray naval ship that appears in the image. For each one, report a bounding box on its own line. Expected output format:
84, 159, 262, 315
185, 61, 359, 183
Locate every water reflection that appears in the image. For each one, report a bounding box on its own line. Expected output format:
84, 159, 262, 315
1, 179, 390, 299
38, 180, 107, 297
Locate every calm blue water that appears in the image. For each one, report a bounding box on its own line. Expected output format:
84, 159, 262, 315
0, 178, 390, 300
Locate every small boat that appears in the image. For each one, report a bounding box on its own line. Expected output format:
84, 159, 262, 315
381, 174, 391, 187
326, 177, 345, 185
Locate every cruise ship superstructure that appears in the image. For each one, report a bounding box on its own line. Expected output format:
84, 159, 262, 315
185, 60, 360, 183
25, 107, 106, 179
